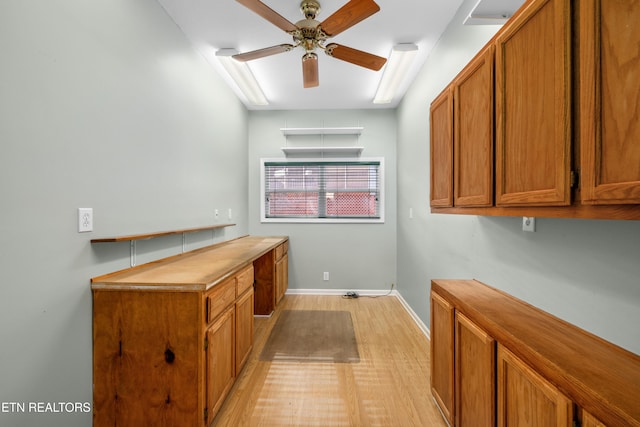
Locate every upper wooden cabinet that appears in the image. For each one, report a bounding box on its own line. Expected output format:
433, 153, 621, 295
579, 0, 640, 204
429, 0, 640, 219
454, 45, 495, 207
430, 46, 494, 209
430, 87, 454, 207
495, 0, 572, 206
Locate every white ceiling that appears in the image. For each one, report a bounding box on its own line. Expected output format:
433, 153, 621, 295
465, 0, 525, 24
157, 0, 524, 110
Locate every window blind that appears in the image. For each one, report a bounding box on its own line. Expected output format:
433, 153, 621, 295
263, 160, 382, 220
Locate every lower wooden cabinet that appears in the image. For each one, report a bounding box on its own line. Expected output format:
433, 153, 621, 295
430, 280, 640, 427
92, 291, 202, 426
430, 290, 454, 424
207, 305, 236, 418
275, 251, 288, 304
92, 236, 288, 426
235, 287, 254, 373
455, 312, 495, 427
497, 344, 573, 427
93, 264, 257, 427
430, 296, 495, 427
254, 240, 289, 315
582, 410, 607, 427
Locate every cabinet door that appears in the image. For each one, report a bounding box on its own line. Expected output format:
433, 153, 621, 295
582, 410, 606, 427
455, 312, 495, 427
430, 290, 455, 425
275, 252, 288, 303
430, 86, 454, 207
454, 45, 494, 207
235, 288, 254, 374
495, 0, 572, 206
579, 0, 640, 204
206, 305, 235, 421
497, 344, 573, 427
93, 291, 201, 427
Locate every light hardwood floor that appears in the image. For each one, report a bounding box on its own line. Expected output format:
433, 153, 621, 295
212, 294, 448, 426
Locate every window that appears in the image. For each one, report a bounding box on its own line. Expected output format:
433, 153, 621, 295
261, 158, 384, 223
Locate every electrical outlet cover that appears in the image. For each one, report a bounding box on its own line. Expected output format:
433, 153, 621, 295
78, 208, 93, 232
522, 216, 536, 232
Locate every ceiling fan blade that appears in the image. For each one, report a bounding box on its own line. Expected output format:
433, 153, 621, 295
236, 0, 298, 33
233, 44, 295, 62
302, 53, 319, 88
319, 0, 380, 37
325, 43, 386, 71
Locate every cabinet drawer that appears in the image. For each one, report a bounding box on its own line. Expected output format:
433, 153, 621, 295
207, 278, 236, 323
274, 241, 288, 260
236, 265, 254, 297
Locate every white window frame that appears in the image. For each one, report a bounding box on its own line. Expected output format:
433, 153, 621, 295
260, 157, 385, 224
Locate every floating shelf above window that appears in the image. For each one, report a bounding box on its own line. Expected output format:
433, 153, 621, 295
280, 126, 363, 135
281, 146, 364, 156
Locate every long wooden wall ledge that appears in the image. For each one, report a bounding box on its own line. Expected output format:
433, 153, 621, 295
90, 224, 235, 243
432, 279, 640, 427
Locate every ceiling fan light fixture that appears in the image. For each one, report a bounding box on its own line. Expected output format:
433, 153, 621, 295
216, 48, 268, 106
302, 52, 319, 88
373, 43, 418, 104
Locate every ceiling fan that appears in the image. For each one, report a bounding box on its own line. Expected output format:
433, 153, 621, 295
234, 0, 387, 88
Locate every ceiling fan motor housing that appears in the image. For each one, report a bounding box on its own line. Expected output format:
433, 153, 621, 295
293, 18, 324, 52
300, 0, 321, 19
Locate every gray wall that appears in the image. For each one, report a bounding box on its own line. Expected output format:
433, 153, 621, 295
248, 110, 397, 293
397, 0, 640, 354
0, 1, 248, 426
2, 1, 638, 426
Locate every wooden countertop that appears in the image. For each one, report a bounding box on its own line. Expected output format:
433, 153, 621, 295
432, 279, 640, 427
91, 235, 288, 292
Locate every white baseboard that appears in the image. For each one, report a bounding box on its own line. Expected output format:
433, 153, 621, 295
394, 291, 430, 340
284, 289, 431, 340
286, 288, 394, 297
